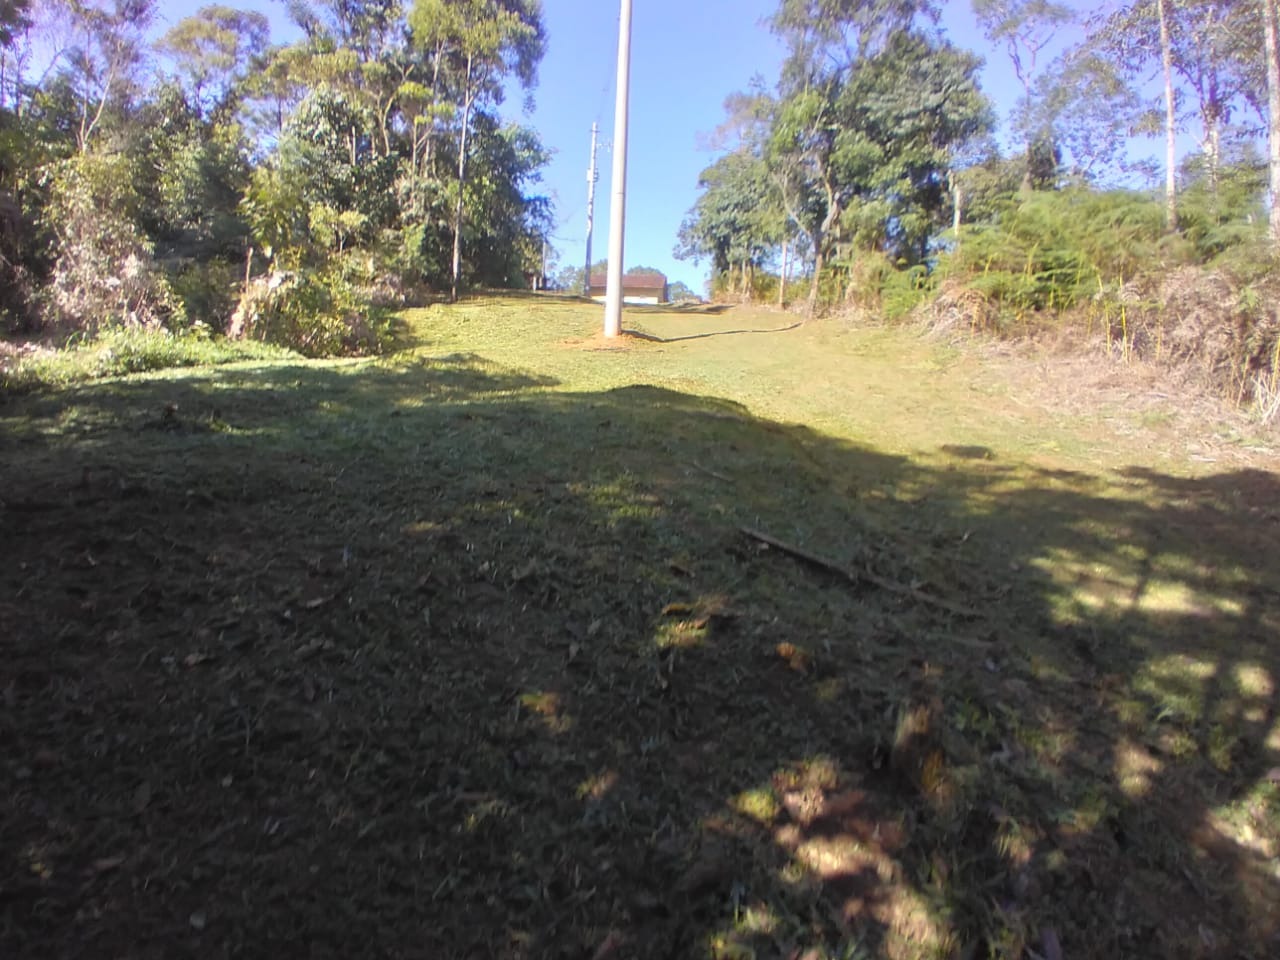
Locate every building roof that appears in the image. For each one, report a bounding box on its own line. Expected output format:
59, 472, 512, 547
588, 272, 667, 290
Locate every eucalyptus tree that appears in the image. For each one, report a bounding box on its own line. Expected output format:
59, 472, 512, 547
767, 0, 991, 310
971, 0, 1074, 191
51, 0, 157, 152
0, 0, 31, 110
1087, 1, 1266, 228
767, 1, 938, 309
409, 0, 543, 302
156, 5, 269, 117
675, 147, 784, 297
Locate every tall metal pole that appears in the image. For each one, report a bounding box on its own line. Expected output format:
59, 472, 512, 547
583, 121, 599, 296
603, 0, 633, 338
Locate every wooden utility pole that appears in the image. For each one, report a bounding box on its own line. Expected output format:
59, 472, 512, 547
603, 0, 633, 338
584, 121, 600, 296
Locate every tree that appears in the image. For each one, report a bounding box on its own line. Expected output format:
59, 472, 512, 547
409, 0, 543, 302
675, 147, 783, 297
767, 2, 990, 310
130, 81, 253, 260
0, 0, 31, 109
0, 0, 29, 46
971, 0, 1074, 191
156, 5, 269, 117
768, 0, 953, 311
0, 0, 31, 114
452, 113, 550, 288
244, 86, 395, 267
1031, 47, 1146, 184
1162, 2, 1261, 200
42, 150, 174, 331
667, 279, 698, 301
51, 0, 157, 152
1087, 2, 1266, 227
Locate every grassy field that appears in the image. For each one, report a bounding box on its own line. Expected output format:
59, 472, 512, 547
2, 294, 1278, 959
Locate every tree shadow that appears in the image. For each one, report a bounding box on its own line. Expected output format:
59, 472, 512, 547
0, 357, 1277, 959
629, 303, 736, 317
624, 321, 804, 344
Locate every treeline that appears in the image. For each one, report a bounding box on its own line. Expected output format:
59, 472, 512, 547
0, 0, 550, 355
677, 0, 1280, 415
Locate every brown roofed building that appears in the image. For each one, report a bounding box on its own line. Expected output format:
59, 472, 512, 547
586, 271, 668, 305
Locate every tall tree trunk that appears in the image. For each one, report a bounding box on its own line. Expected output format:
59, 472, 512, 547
808, 243, 823, 316
1020, 77, 1035, 194
1267, 0, 1280, 247
779, 238, 788, 308
410, 124, 420, 217
450, 57, 475, 304
1157, 0, 1178, 232
949, 170, 963, 244
423, 42, 445, 181
1206, 112, 1221, 197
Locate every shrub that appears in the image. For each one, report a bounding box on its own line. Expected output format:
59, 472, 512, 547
0, 327, 295, 394
229, 260, 392, 358
166, 259, 241, 333
40, 153, 178, 333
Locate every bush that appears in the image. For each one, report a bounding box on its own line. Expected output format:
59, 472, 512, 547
166, 259, 242, 333
0, 327, 295, 394
40, 153, 179, 333
229, 260, 392, 357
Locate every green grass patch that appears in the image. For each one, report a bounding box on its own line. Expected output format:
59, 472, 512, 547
1, 294, 1276, 960
1, 327, 297, 395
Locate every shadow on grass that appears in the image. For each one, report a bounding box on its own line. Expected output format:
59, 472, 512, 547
625, 321, 804, 344
0, 356, 1277, 959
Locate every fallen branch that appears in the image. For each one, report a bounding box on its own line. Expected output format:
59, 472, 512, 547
688, 461, 733, 483
739, 526, 981, 619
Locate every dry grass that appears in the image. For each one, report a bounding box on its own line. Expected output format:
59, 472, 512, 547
2, 295, 1278, 959
917, 266, 1280, 430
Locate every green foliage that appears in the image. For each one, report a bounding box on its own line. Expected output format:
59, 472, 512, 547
156, 4, 270, 114
879, 261, 933, 320
943, 188, 1170, 312
758, 16, 993, 309
676, 148, 783, 278
667, 280, 699, 301
275, 87, 397, 247
1, 326, 293, 394
0, 0, 29, 43
166, 259, 241, 332
131, 83, 253, 260
456, 116, 552, 288
40, 151, 178, 333
230, 259, 392, 357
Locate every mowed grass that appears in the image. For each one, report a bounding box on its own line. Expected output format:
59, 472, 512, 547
1, 294, 1278, 959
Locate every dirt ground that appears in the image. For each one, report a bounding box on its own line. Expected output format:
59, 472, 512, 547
2, 300, 1279, 959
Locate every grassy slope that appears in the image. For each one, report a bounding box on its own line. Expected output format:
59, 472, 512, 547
1, 295, 1277, 959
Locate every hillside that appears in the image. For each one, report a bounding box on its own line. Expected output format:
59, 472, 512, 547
2, 296, 1278, 959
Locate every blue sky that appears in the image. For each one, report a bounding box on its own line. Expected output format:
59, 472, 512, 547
521, 0, 1095, 290
150, 1, 1111, 292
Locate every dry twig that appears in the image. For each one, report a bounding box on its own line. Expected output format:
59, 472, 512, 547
739, 526, 980, 619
